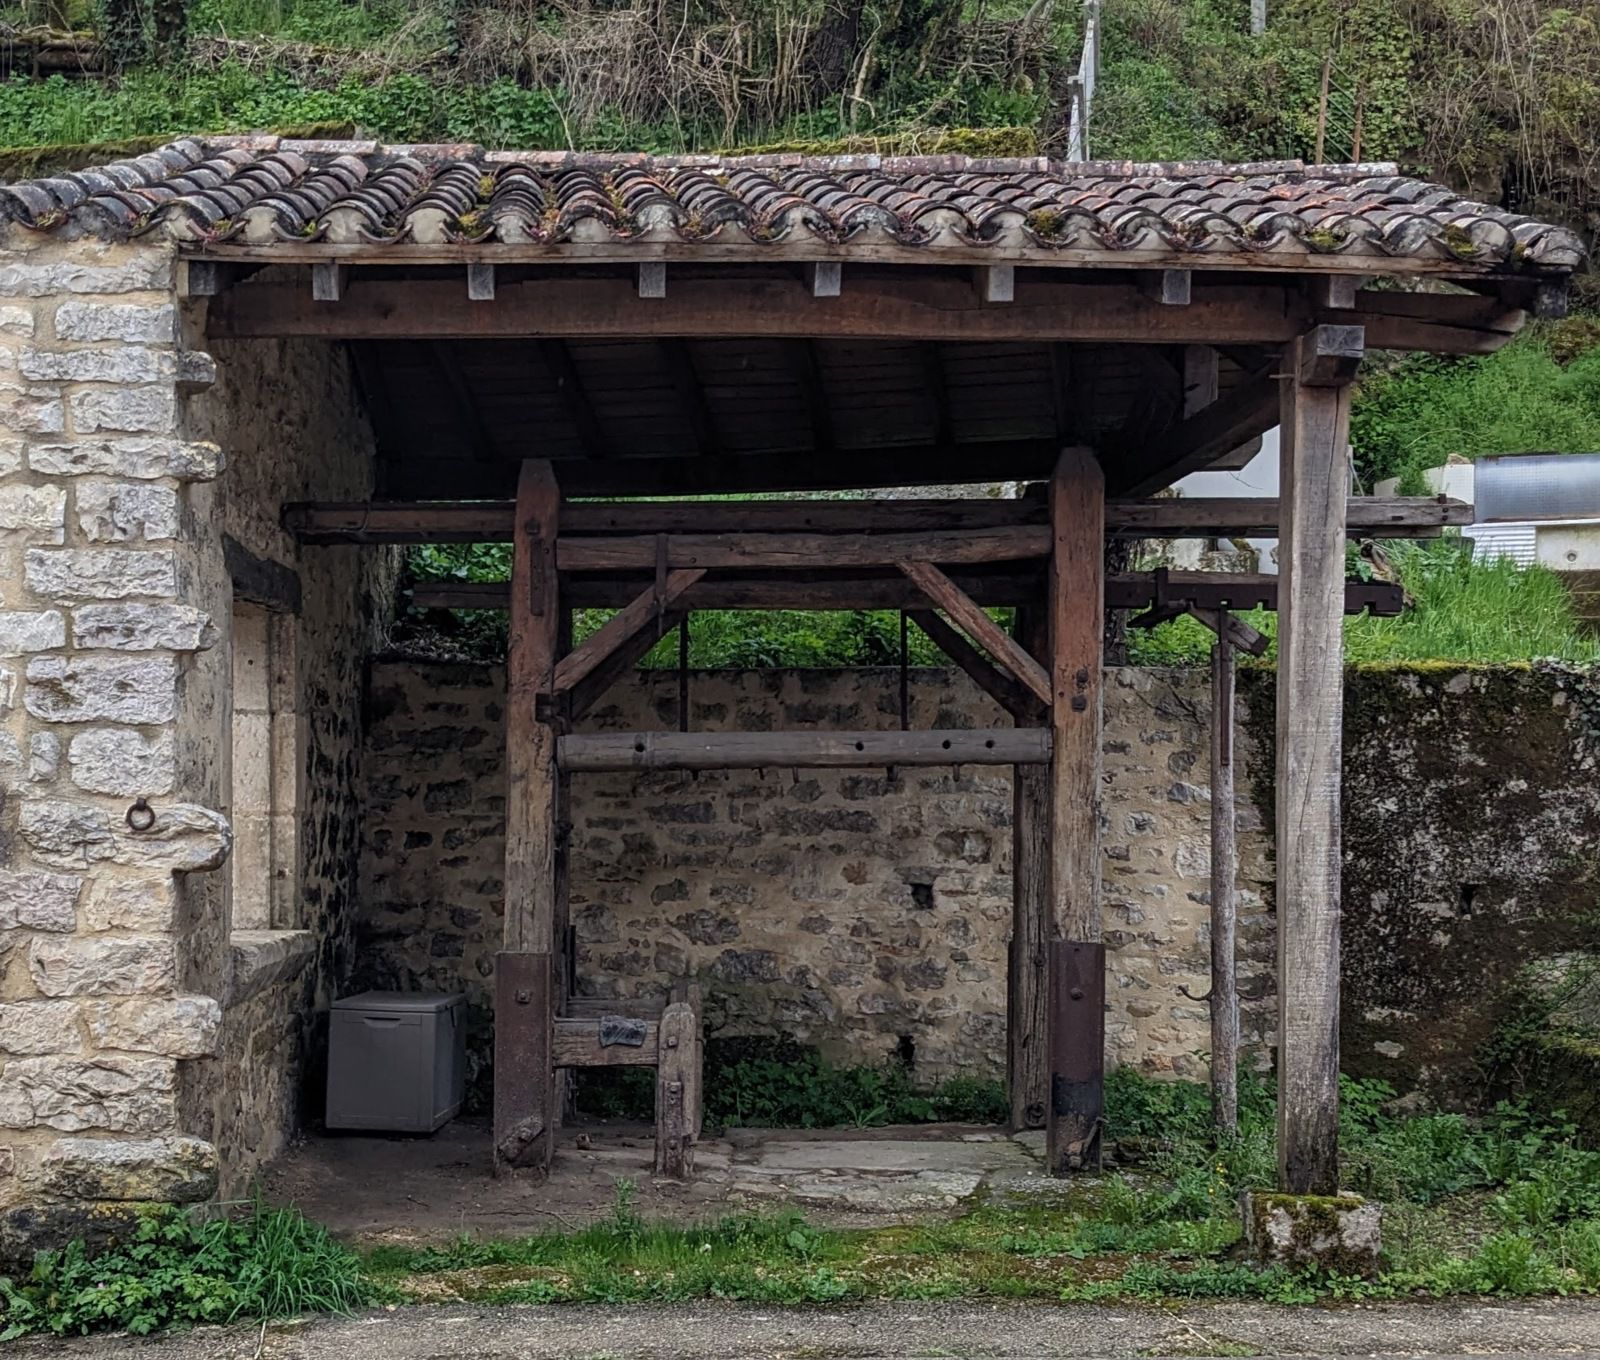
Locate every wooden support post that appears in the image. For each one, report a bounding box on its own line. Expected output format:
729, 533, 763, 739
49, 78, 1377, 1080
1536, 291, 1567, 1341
1275, 325, 1359, 1195
656, 999, 702, 1179
1046, 447, 1106, 1174
1210, 617, 1239, 1136
496, 460, 561, 1176
1009, 603, 1050, 1131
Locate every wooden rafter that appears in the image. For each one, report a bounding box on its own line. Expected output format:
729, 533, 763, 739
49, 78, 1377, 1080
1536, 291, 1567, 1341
1112, 371, 1281, 497
430, 341, 497, 463
919, 343, 954, 449
659, 339, 719, 456
782, 339, 834, 456
899, 560, 1053, 708
539, 340, 608, 459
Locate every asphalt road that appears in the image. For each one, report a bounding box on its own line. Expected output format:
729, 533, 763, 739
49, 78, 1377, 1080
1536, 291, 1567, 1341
16, 1298, 1600, 1358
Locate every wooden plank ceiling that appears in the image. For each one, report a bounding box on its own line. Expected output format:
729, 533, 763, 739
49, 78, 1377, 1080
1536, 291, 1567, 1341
358, 337, 1265, 500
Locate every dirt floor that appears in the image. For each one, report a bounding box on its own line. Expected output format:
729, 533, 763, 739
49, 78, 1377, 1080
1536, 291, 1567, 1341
259, 1119, 1060, 1243
23, 1298, 1600, 1358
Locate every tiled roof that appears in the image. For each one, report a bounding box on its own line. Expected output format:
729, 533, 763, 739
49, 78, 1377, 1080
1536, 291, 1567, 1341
0, 136, 1583, 272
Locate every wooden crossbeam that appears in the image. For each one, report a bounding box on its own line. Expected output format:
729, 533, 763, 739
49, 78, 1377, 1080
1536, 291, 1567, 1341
205, 274, 1528, 353
556, 526, 1050, 571
409, 571, 1404, 615
899, 560, 1053, 707
285, 496, 1472, 545
552, 1017, 661, 1068
907, 609, 1043, 721
552, 570, 705, 695
558, 728, 1050, 772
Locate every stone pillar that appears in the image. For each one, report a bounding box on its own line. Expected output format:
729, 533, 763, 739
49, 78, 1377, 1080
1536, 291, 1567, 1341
0, 232, 231, 1257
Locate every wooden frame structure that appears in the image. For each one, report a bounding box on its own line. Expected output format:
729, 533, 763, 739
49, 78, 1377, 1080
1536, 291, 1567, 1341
285, 435, 1430, 1189
239, 232, 1555, 1197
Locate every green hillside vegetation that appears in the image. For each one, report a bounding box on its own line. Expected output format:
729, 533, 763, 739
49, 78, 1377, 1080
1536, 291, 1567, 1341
4, 0, 1598, 664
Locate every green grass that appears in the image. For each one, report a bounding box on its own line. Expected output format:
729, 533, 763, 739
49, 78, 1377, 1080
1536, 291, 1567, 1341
1352, 324, 1600, 493
1128, 539, 1600, 667
8, 1072, 1600, 1338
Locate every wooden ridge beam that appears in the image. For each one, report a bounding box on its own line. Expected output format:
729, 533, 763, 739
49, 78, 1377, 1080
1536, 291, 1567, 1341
286, 496, 1471, 545
409, 572, 1404, 615
558, 728, 1050, 772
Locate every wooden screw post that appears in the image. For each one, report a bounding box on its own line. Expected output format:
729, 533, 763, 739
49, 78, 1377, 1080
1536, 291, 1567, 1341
1045, 447, 1106, 1174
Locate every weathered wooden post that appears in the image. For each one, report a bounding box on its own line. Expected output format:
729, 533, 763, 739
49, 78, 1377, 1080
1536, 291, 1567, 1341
1045, 447, 1106, 1173
1275, 325, 1361, 1194
495, 459, 562, 1176
1210, 618, 1239, 1136
1008, 604, 1049, 1132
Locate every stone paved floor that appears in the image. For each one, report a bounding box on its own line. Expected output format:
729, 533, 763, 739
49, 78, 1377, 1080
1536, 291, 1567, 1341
258, 1120, 1058, 1243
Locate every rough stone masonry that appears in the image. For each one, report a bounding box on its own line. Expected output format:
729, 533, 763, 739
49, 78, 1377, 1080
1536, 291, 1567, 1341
357, 660, 1600, 1111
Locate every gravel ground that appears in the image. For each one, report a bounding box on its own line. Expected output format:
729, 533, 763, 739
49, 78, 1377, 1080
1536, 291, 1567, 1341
15, 1297, 1600, 1359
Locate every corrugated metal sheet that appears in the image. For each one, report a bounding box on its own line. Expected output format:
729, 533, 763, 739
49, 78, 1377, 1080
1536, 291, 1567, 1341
1468, 522, 1539, 566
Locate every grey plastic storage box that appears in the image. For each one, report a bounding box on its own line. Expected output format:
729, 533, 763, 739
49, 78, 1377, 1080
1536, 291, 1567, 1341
326, 991, 466, 1133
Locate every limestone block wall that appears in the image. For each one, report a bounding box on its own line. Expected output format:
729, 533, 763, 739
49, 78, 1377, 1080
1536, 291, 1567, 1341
0, 234, 395, 1248
357, 664, 1267, 1101
0, 231, 232, 1254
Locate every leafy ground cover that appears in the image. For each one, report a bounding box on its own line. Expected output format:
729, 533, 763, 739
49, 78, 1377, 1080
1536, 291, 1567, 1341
577, 1036, 1010, 1128
7, 1070, 1600, 1339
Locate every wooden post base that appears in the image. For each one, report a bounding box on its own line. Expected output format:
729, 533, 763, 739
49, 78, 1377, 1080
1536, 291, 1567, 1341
1046, 940, 1105, 1174
655, 998, 703, 1180
494, 951, 553, 1177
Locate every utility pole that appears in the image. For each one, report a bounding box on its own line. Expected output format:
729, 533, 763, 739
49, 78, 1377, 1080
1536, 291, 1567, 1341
1251, 0, 1266, 35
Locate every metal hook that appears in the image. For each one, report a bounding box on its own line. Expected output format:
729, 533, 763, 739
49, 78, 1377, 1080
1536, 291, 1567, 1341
125, 797, 156, 833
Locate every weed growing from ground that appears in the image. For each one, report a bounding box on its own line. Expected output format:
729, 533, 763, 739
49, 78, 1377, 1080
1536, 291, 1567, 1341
0, 1199, 367, 1339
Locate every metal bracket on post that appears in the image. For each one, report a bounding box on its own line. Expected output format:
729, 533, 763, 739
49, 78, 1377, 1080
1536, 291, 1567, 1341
1047, 939, 1106, 1173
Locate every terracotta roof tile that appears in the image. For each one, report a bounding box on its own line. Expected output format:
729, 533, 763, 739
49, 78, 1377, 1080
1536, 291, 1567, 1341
0, 138, 1583, 272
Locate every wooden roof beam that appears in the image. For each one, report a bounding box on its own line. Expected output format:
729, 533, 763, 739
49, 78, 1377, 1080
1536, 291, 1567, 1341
209, 272, 1526, 355
429, 341, 497, 463
285, 495, 1472, 543
1111, 369, 1281, 496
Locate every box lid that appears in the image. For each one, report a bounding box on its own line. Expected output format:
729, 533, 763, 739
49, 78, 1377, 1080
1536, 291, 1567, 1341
332, 990, 465, 1014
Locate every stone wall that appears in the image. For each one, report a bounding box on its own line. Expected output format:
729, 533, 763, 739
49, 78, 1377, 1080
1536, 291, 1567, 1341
0, 230, 395, 1251
358, 659, 1600, 1109
358, 663, 1271, 1102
